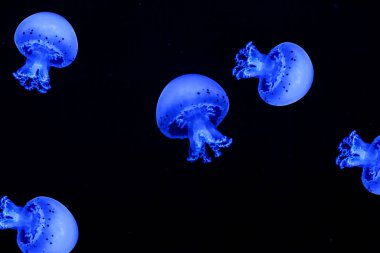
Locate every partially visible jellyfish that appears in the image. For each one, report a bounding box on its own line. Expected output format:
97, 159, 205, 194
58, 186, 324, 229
13, 12, 78, 93
232, 41, 314, 106
336, 130, 380, 195
156, 74, 232, 163
0, 195, 78, 253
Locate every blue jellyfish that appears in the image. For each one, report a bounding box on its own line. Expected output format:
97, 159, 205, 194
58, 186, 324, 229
0, 195, 78, 253
336, 130, 380, 195
232, 41, 314, 106
156, 74, 232, 163
13, 12, 78, 93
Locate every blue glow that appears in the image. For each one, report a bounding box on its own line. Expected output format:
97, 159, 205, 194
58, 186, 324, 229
156, 74, 232, 163
0, 196, 78, 253
13, 12, 78, 93
232, 41, 314, 106
336, 130, 380, 195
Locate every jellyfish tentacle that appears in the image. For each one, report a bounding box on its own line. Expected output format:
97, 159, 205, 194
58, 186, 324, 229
0, 196, 24, 230
188, 129, 207, 163
187, 115, 232, 163
336, 130, 375, 169
13, 52, 51, 93
206, 127, 233, 158
232, 41, 273, 80
337, 156, 363, 169
336, 130, 365, 168
188, 137, 211, 164
187, 119, 211, 163
336, 131, 380, 195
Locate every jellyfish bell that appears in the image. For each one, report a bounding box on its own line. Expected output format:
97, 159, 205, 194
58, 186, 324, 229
0, 196, 78, 253
362, 166, 380, 195
156, 74, 229, 138
233, 41, 314, 106
156, 74, 232, 163
13, 12, 78, 93
359, 135, 380, 195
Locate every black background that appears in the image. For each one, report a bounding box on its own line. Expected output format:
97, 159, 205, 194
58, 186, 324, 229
0, 0, 378, 252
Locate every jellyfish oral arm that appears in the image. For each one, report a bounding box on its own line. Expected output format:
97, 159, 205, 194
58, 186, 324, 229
232, 41, 274, 80
187, 114, 232, 163
13, 50, 51, 93
336, 131, 378, 169
0, 196, 29, 230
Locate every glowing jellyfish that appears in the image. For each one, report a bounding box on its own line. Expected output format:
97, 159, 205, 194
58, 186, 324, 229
336, 130, 380, 195
13, 12, 78, 93
232, 41, 314, 106
156, 74, 232, 163
0, 195, 78, 253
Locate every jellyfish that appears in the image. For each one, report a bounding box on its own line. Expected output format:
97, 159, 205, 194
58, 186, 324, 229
13, 12, 78, 93
232, 41, 314, 106
336, 130, 380, 195
0, 195, 78, 253
156, 74, 232, 163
